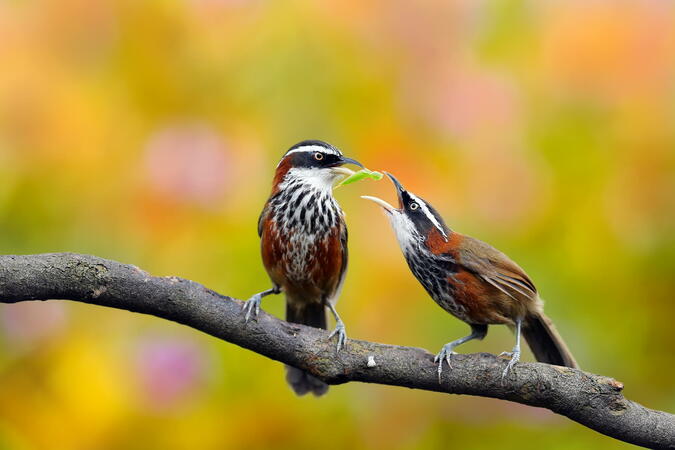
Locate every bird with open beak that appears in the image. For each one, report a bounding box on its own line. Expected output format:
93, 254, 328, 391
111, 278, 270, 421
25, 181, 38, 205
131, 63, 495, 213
363, 173, 577, 380
245, 140, 363, 396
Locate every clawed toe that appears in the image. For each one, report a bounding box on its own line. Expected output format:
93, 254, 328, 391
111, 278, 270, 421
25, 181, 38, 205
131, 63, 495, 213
242, 295, 262, 323
434, 345, 457, 382
328, 322, 347, 351
434, 349, 456, 364
500, 350, 521, 381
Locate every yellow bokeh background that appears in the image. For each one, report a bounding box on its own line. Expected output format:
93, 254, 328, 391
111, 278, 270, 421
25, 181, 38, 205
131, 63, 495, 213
0, 1, 674, 449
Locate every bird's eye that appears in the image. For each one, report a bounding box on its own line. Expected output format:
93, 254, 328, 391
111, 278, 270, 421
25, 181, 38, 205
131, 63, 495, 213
314, 152, 324, 161
410, 202, 419, 210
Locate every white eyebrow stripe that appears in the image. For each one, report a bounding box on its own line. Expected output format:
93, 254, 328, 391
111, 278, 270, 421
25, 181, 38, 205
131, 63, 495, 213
284, 145, 341, 157
409, 193, 448, 240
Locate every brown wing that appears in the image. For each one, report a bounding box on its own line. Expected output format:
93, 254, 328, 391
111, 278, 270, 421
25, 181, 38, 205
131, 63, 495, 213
455, 235, 537, 302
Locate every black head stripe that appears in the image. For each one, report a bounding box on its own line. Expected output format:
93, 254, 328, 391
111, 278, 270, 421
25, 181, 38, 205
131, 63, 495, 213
285, 140, 342, 157
279, 140, 343, 168
403, 192, 450, 238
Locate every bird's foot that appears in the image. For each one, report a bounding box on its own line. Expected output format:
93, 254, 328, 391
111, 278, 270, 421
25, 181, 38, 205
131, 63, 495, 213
242, 294, 263, 323
499, 350, 521, 381
328, 320, 347, 352
434, 344, 457, 383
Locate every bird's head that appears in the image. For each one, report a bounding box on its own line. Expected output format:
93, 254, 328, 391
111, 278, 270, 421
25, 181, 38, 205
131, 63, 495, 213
274, 140, 363, 192
362, 172, 450, 246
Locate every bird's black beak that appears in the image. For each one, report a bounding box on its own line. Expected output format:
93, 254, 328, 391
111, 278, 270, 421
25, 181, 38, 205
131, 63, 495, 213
329, 156, 363, 181
338, 156, 364, 168
385, 172, 406, 209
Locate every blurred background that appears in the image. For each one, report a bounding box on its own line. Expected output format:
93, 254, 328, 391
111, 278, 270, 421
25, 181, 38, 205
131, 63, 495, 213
0, 0, 673, 448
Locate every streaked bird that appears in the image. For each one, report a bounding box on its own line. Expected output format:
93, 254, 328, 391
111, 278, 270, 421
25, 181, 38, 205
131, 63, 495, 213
363, 172, 577, 380
245, 140, 362, 396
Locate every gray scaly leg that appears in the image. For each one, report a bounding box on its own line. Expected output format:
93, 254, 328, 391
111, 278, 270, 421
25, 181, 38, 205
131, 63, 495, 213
500, 318, 522, 380
435, 324, 488, 382
243, 286, 280, 322
326, 302, 347, 351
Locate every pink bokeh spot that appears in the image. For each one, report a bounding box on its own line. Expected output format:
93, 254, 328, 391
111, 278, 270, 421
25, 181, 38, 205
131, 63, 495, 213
0, 301, 68, 347
134, 337, 208, 409
144, 122, 231, 208
430, 70, 521, 138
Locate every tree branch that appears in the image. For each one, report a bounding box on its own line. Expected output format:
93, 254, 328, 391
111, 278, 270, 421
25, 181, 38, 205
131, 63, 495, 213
0, 253, 672, 449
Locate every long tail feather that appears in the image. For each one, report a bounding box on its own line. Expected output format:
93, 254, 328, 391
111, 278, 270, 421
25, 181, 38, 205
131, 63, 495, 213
522, 312, 578, 368
285, 301, 329, 396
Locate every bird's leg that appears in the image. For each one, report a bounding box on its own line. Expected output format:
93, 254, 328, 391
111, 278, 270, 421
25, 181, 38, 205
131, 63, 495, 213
326, 302, 347, 352
500, 318, 522, 380
243, 286, 281, 322
435, 324, 487, 382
